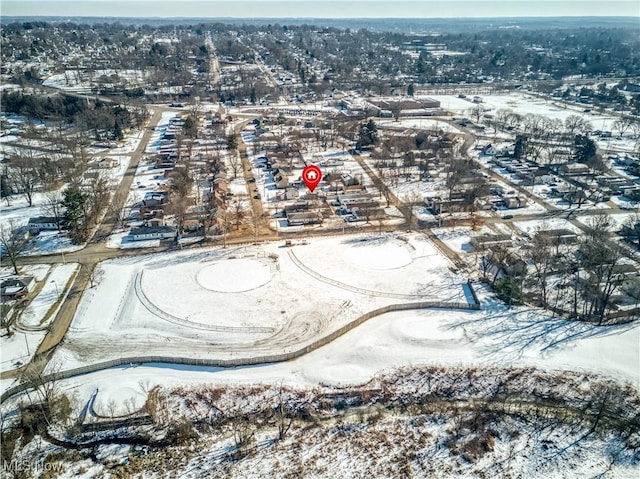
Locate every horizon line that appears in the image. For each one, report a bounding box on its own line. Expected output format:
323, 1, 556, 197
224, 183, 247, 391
2, 15, 639, 19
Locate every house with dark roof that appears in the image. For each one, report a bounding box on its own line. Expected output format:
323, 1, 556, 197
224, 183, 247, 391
287, 212, 323, 226
1, 277, 35, 301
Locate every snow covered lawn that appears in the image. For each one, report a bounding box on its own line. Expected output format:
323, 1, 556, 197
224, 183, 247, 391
40, 283, 640, 422
50, 233, 469, 370
1, 264, 78, 370
18, 263, 79, 330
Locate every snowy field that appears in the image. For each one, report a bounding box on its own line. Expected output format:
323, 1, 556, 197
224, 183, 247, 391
377, 118, 456, 132
432, 227, 475, 254
433, 93, 620, 131
29, 231, 639, 421
35, 284, 640, 419
0, 264, 78, 370
17, 263, 78, 330
49, 233, 468, 370
42, 69, 146, 93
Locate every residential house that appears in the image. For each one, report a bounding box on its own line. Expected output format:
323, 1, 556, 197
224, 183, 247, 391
273, 170, 289, 189
27, 216, 64, 233
287, 212, 323, 226
1, 276, 35, 301
129, 226, 176, 241
470, 234, 512, 250
480, 144, 497, 156
538, 229, 579, 245
98, 157, 119, 169
182, 219, 201, 232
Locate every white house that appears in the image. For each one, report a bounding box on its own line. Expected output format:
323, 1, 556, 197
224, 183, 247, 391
129, 226, 176, 241
27, 217, 63, 233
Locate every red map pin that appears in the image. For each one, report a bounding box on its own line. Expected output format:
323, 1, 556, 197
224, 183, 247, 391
302, 164, 322, 192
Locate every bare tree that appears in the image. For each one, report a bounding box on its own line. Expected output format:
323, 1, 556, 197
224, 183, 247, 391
402, 191, 423, 228
0, 220, 29, 275
18, 358, 71, 429
84, 264, 104, 289
489, 245, 511, 285
581, 218, 626, 323
8, 155, 39, 207
230, 411, 255, 459
227, 152, 242, 180
41, 191, 65, 230
468, 104, 487, 123
524, 229, 555, 308
202, 199, 218, 240
275, 383, 295, 441
217, 207, 231, 248
169, 195, 190, 234
564, 114, 593, 137
612, 117, 633, 137
230, 199, 246, 230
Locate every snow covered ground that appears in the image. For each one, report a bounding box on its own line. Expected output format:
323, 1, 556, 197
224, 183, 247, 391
377, 118, 456, 132
434, 93, 620, 131
49, 233, 468, 370
17, 230, 634, 421
432, 227, 474, 254
1, 191, 62, 231
42, 69, 146, 94
17, 263, 78, 330
36, 283, 640, 420
0, 329, 47, 371
0, 264, 78, 370
513, 218, 583, 235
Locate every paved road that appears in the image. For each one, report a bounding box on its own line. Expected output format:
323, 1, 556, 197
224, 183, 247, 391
5, 94, 637, 380
91, 107, 164, 244
3, 107, 168, 380
352, 152, 467, 269
445, 119, 636, 237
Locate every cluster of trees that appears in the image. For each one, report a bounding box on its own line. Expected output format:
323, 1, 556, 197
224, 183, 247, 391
481, 217, 638, 323
356, 119, 378, 150
4, 20, 639, 104
2, 92, 148, 141
57, 177, 110, 244
561, 81, 640, 114
167, 166, 194, 235
488, 110, 626, 170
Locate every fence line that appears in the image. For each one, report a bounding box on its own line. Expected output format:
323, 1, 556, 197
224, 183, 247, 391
1, 300, 479, 404
287, 249, 433, 300
133, 270, 275, 334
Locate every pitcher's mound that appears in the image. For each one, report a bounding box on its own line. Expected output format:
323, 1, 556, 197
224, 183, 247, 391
197, 258, 273, 292
347, 241, 412, 270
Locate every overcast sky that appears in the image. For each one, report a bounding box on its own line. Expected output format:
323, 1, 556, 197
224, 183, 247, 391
3, 1, 639, 18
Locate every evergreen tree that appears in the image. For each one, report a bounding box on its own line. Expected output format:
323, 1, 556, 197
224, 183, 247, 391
514, 135, 527, 159
573, 134, 597, 163
494, 276, 523, 306
62, 186, 87, 244
356, 120, 378, 149
407, 83, 415, 96
226, 133, 239, 151
183, 116, 198, 139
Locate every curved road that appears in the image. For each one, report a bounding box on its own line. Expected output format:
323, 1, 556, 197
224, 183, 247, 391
6, 93, 636, 381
